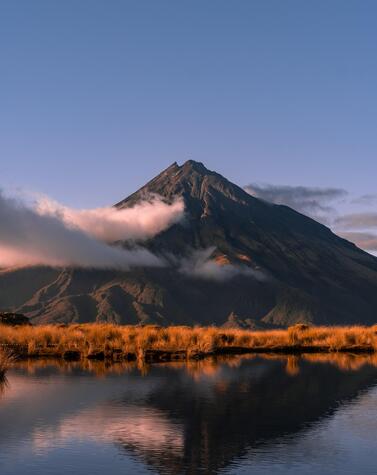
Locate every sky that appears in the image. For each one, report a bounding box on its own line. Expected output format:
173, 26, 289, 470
1, 1, 377, 250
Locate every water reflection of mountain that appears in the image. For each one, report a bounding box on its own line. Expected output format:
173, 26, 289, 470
1, 356, 377, 475
113, 357, 377, 474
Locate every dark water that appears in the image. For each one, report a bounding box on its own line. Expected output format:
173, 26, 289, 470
1, 354, 377, 475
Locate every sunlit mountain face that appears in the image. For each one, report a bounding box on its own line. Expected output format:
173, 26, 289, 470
2, 356, 377, 475
2, 160, 377, 327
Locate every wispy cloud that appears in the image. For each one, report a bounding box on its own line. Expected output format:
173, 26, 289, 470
351, 194, 377, 206
335, 212, 377, 253
244, 183, 347, 223
335, 212, 377, 229
245, 182, 377, 255
178, 247, 265, 282
338, 232, 377, 252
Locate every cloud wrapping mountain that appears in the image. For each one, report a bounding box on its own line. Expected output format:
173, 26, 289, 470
36, 195, 184, 242
177, 247, 265, 281
0, 191, 184, 269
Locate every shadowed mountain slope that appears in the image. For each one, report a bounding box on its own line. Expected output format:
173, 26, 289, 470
1, 160, 377, 326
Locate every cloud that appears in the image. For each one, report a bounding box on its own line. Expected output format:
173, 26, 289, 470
36, 195, 184, 242
351, 194, 377, 206
243, 181, 377, 255
30, 405, 184, 456
338, 232, 377, 252
0, 191, 183, 269
245, 183, 347, 223
335, 212, 377, 229
335, 211, 377, 255
178, 247, 265, 282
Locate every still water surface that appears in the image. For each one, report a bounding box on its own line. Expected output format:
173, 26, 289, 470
1, 354, 377, 474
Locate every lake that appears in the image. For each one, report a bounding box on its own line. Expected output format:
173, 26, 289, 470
1, 354, 377, 474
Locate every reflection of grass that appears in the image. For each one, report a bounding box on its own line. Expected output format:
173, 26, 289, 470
0, 348, 15, 381
9, 352, 377, 381
2, 323, 377, 362
0, 374, 7, 396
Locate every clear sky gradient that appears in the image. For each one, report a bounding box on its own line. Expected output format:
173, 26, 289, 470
1, 1, 376, 208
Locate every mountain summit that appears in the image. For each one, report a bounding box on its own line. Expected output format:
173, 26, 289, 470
2, 160, 377, 327
116, 160, 250, 209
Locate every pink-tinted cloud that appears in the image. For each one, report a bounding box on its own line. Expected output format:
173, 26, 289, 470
36, 195, 184, 242
0, 191, 183, 269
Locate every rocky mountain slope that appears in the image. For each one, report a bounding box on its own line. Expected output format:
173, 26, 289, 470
1, 160, 377, 327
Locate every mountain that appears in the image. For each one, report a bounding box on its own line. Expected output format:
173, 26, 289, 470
1, 160, 377, 327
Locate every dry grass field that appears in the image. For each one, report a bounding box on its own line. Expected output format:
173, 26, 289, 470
1, 323, 377, 366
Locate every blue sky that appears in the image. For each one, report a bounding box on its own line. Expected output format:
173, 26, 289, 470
1, 0, 376, 211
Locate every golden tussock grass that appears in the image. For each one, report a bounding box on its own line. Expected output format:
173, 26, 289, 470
1, 323, 377, 362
